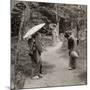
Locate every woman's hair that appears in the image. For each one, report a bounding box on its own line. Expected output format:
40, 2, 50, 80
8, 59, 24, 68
64, 31, 72, 38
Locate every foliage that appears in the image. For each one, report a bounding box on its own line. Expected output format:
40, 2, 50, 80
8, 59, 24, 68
11, 1, 87, 36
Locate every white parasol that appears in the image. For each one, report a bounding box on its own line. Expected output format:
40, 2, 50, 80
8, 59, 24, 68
23, 23, 45, 39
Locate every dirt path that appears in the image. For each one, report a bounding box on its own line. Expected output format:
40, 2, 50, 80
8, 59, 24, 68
23, 41, 85, 89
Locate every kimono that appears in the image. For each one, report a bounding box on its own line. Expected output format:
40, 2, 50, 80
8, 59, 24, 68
33, 34, 43, 64
68, 35, 78, 69
28, 33, 43, 76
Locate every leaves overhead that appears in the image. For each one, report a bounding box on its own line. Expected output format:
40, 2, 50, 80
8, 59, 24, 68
11, 1, 87, 36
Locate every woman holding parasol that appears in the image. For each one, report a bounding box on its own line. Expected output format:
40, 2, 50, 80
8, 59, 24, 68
23, 23, 45, 79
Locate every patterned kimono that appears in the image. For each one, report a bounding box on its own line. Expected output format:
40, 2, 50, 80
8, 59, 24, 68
28, 33, 43, 76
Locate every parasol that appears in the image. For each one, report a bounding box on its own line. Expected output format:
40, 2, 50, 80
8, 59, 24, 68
23, 23, 45, 39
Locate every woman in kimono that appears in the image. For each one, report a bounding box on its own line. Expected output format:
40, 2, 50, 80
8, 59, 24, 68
28, 32, 43, 79
64, 31, 78, 70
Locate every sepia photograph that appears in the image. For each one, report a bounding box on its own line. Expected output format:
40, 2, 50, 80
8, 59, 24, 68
11, 0, 87, 89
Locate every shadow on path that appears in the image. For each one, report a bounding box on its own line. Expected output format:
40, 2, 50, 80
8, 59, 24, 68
78, 71, 87, 83
42, 61, 55, 74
